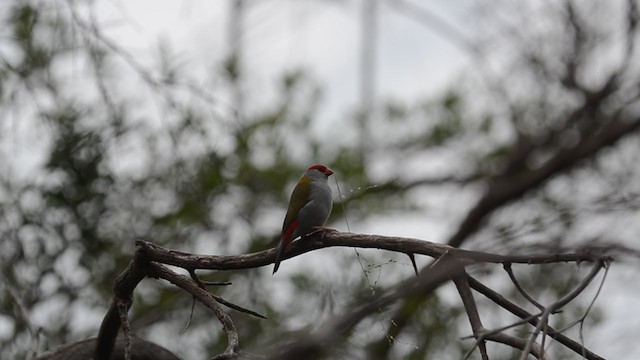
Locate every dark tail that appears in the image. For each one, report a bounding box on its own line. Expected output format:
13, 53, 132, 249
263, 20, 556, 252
272, 241, 287, 274
407, 253, 419, 277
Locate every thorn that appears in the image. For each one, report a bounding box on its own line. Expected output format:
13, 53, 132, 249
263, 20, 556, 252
407, 253, 419, 277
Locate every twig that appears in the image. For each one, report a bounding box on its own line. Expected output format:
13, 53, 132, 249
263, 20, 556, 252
203, 281, 233, 286
518, 261, 604, 360
460, 312, 541, 340
65, 0, 232, 122
555, 263, 609, 357
578, 263, 609, 358
504, 263, 545, 310
5, 283, 40, 359
182, 269, 206, 333
467, 275, 605, 360
446, 116, 639, 249
453, 274, 488, 360
148, 263, 240, 359
209, 293, 268, 319
188, 268, 266, 319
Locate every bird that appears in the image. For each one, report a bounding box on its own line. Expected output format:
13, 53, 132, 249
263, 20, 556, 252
273, 164, 334, 274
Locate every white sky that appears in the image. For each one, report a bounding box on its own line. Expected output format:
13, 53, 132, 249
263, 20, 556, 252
94, 0, 473, 127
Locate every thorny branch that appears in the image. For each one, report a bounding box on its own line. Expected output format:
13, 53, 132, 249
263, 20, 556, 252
453, 274, 489, 360
91, 243, 264, 360
88, 230, 621, 359
137, 231, 618, 271
265, 232, 613, 360
467, 276, 606, 360
504, 263, 545, 311
148, 264, 240, 360
518, 261, 605, 360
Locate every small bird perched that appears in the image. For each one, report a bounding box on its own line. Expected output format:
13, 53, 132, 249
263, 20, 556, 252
273, 164, 334, 274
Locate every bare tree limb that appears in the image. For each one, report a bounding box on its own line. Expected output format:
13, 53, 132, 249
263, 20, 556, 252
92, 245, 261, 360
519, 261, 604, 360
467, 275, 605, 360
137, 231, 617, 272
454, 274, 489, 360
148, 263, 241, 359
447, 117, 640, 248
484, 332, 547, 360
94, 251, 148, 360
37, 229, 617, 359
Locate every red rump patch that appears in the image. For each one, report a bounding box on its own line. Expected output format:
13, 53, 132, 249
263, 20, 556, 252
282, 220, 299, 248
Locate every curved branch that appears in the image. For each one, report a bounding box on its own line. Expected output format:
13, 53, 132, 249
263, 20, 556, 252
148, 264, 240, 359
50, 230, 618, 359
447, 117, 640, 248
93, 244, 260, 359
467, 275, 605, 360
137, 231, 616, 272
519, 261, 605, 359
504, 263, 545, 311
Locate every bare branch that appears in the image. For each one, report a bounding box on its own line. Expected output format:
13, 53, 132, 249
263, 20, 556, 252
504, 263, 545, 311
94, 251, 148, 360
467, 276, 605, 360
340, 174, 480, 204
485, 332, 547, 360
5, 283, 40, 359
148, 264, 241, 359
454, 274, 489, 360
447, 117, 640, 248
519, 262, 604, 360
137, 231, 617, 272
39, 229, 616, 359
92, 244, 267, 359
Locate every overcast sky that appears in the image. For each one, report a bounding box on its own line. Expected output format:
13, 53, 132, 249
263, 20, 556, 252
94, 1, 474, 128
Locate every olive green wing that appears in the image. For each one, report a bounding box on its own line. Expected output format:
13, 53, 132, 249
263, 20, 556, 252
282, 176, 311, 234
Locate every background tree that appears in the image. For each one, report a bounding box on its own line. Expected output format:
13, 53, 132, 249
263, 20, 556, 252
1, 0, 639, 359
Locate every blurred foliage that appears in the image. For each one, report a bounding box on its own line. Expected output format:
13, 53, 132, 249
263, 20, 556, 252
0, 1, 639, 359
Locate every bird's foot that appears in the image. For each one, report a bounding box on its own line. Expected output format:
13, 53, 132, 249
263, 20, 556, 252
306, 226, 338, 237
